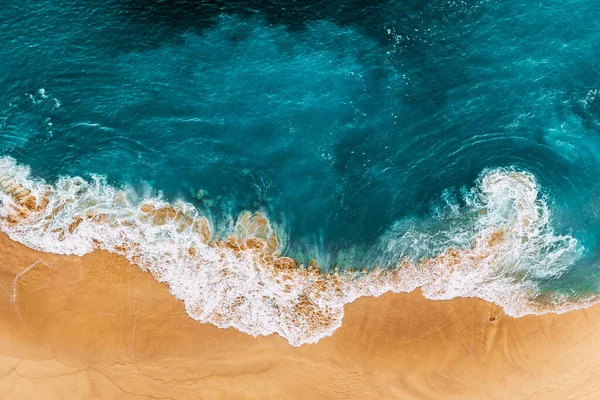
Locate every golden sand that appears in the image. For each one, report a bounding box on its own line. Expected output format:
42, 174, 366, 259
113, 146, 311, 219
1, 233, 599, 399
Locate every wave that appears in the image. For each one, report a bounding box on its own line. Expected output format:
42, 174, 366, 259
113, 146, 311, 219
0, 156, 595, 346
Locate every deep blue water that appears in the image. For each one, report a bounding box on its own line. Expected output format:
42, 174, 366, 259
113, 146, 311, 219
1, 0, 600, 292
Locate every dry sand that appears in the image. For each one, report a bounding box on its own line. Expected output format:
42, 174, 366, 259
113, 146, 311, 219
0, 232, 599, 399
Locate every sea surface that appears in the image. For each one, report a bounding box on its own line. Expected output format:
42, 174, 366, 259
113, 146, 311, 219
1, 0, 600, 345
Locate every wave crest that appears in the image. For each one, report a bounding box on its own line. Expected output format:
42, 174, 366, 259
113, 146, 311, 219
0, 157, 593, 346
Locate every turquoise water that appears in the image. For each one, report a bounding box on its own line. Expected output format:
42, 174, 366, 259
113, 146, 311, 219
2, 0, 600, 322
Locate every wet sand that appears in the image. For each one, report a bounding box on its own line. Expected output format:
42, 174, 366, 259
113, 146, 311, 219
1, 232, 599, 399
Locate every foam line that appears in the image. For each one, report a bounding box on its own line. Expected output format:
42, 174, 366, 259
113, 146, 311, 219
0, 157, 594, 346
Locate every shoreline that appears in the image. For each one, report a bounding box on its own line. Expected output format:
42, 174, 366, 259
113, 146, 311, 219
1, 233, 600, 399
0, 156, 590, 347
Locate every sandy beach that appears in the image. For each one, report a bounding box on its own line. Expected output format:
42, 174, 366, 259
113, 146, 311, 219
0, 231, 599, 400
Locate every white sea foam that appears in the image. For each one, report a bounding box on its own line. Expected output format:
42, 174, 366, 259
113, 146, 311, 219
0, 157, 595, 346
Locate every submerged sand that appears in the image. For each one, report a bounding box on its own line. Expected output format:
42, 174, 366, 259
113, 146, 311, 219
0, 232, 599, 399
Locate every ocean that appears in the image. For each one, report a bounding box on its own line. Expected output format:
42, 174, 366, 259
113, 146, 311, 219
1, 0, 599, 345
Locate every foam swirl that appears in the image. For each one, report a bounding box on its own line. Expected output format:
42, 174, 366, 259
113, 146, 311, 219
0, 157, 594, 346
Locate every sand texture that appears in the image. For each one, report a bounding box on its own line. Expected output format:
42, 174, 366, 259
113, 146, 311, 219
1, 232, 599, 399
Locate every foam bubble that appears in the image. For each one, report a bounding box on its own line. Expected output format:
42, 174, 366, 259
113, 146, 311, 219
0, 157, 594, 346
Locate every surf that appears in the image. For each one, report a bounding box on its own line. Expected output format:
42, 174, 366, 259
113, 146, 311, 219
0, 156, 592, 346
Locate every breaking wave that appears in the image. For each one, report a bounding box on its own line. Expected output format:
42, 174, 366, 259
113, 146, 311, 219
0, 157, 594, 346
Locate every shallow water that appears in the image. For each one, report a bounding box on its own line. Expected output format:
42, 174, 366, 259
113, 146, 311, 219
1, 0, 600, 344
